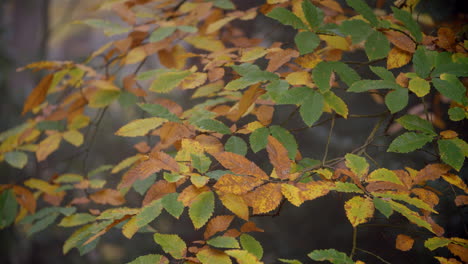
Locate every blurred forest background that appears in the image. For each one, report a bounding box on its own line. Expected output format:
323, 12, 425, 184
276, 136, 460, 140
0, 0, 467, 263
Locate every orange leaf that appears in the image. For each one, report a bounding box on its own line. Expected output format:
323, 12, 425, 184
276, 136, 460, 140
142, 180, 176, 206
240, 221, 264, 233
235, 84, 265, 121
437, 28, 455, 50
266, 136, 291, 180
157, 122, 195, 149
455, 195, 468, 206
413, 164, 451, 185
195, 134, 224, 155
218, 193, 249, 221
384, 31, 416, 53
22, 73, 54, 115
296, 180, 334, 202
395, 234, 414, 251
178, 185, 210, 207
213, 152, 268, 179
448, 244, 468, 263
90, 189, 125, 206
244, 183, 282, 214
412, 188, 439, 208
387, 47, 412, 70
214, 174, 264, 195
266, 48, 299, 72
203, 215, 235, 239
36, 133, 62, 162
255, 105, 274, 126
13, 186, 36, 214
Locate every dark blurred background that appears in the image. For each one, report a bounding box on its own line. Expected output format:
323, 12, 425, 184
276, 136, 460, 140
0, 0, 467, 263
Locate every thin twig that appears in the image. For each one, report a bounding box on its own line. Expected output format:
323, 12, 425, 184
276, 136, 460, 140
350, 226, 357, 259
322, 114, 336, 166
356, 248, 392, 264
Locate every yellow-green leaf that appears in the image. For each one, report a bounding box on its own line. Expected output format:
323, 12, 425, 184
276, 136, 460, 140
63, 130, 84, 147
153, 233, 187, 259
123, 199, 163, 238
225, 249, 263, 264
149, 70, 192, 93
367, 168, 404, 185
189, 191, 214, 229
115, 117, 166, 137
344, 196, 374, 227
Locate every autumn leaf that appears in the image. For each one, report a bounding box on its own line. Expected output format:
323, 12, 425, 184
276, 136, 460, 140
214, 174, 263, 195
344, 196, 375, 227
204, 215, 234, 239
36, 133, 62, 162
266, 136, 291, 180
213, 152, 269, 180
387, 47, 412, 70
22, 74, 54, 115
153, 233, 186, 259
189, 190, 214, 229
396, 234, 414, 251
90, 189, 125, 206
218, 193, 249, 220
244, 183, 282, 214
115, 117, 166, 137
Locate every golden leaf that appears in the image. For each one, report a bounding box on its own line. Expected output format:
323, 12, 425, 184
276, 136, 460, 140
442, 174, 468, 193
387, 47, 412, 69
245, 183, 282, 214
296, 180, 334, 201
344, 196, 375, 227
125, 46, 147, 64
22, 74, 54, 115
62, 130, 84, 147
320, 35, 350, 51
36, 133, 62, 162
285, 71, 312, 86
185, 35, 224, 52
12, 186, 36, 213
115, 117, 167, 137
395, 234, 415, 251
178, 185, 210, 207
240, 47, 268, 62
214, 174, 263, 195
281, 184, 303, 207
24, 178, 59, 194
218, 193, 249, 220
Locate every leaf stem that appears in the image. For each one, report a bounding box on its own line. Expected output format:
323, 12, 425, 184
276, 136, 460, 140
350, 226, 357, 259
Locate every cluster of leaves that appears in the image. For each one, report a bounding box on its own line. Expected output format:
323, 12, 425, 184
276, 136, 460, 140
1, 0, 467, 263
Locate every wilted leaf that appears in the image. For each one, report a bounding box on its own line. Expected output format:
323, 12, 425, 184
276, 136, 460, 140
413, 163, 451, 185
344, 196, 374, 227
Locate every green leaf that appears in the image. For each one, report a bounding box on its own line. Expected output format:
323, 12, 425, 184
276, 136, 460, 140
62, 220, 112, 254
348, 80, 401, 92
365, 30, 390, 60
149, 70, 191, 93
149, 27, 176, 42
340, 19, 373, 44
385, 88, 408, 113
138, 103, 179, 122
308, 249, 354, 264
279, 259, 303, 264
123, 199, 163, 238
345, 0, 378, 26
270, 126, 298, 160
88, 164, 113, 178
240, 234, 263, 259
266, 80, 290, 101
194, 119, 231, 134
177, 25, 198, 33
438, 139, 464, 171
89, 89, 121, 108
225, 136, 248, 156
413, 46, 432, 78
225, 71, 278, 91
224, 77, 257, 91
369, 66, 395, 81
153, 233, 187, 259
302, 0, 324, 29
126, 254, 168, 264
266, 8, 308, 30
37, 120, 66, 131
191, 153, 212, 173
210, 0, 235, 9
162, 193, 184, 219
250, 127, 270, 153
21, 206, 76, 224
207, 236, 240, 249
4, 151, 28, 169
295, 31, 320, 55
448, 107, 466, 121
323, 91, 348, 118
408, 77, 430, 97
133, 174, 157, 195
431, 62, 468, 77
432, 74, 466, 103
396, 115, 436, 135
231, 63, 261, 76
331, 182, 364, 193
77, 19, 131, 36
189, 191, 214, 229
300, 91, 324, 126
373, 197, 393, 218
391, 7, 422, 42
345, 154, 369, 179
28, 212, 59, 236
389, 201, 433, 233
375, 192, 436, 213
313, 62, 360, 92
0, 189, 18, 229
388, 132, 434, 153
118, 91, 138, 108
58, 213, 96, 227
276, 86, 311, 105
424, 237, 452, 251
367, 168, 403, 185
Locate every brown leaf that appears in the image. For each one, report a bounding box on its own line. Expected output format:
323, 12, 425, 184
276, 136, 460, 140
395, 234, 414, 251
22, 74, 54, 115
142, 180, 176, 206
448, 244, 468, 263
387, 47, 412, 69
70, 196, 90, 205
412, 188, 439, 208
384, 31, 416, 53
266, 48, 299, 72
113, 3, 136, 25
208, 67, 225, 82
213, 152, 269, 180
214, 174, 263, 195
178, 185, 210, 207
224, 229, 242, 237
413, 164, 451, 185
255, 105, 274, 126
156, 122, 195, 149
454, 195, 468, 206
366, 182, 408, 192
43, 192, 64, 206
235, 84, 265, 121
266, 136, 291, 180
394, 170, 412, 190
240, 221, 264, 233
437, 28, 456, 50
13, 186, 36, 213
134, 141, 150, 153
244, 183, 282, 214
203, 215, 234, 239
90, 189, 125, 206
195, 134, 223, 155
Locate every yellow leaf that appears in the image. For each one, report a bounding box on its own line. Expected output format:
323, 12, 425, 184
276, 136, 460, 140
218, 193, 249, 220
387, 47, 412, 69
240, 47, 268, 62
190, 174, 209, 188
281, 184, 303, 207
63, 130, 84, 147
24, 178, 59, 194
111, 154, 143, 174
442, 174, 468, 193
296, 180, 334, 201
36, 133, 62, 162
246, 121, 264, 132
320, 35, 350, 51
115, 117, 166, 137
126, 46, 147, 64
245, 183, 282, 214
214, 174, 263, 195
185, 35, 224, 52
68, 115, 90, 130
344, 196, 375, 227
295, 53, 322, 69
225, 249, 263, 264
181, 72, 207, 89
207, 16, 238, 34
175, 138, 204, 162
285, 71, 312, 86
197, 248, 233, 264
88, 80, 119, 91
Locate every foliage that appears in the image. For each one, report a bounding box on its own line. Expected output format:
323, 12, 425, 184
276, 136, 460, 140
1, 0, 467, 263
